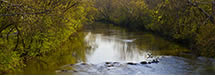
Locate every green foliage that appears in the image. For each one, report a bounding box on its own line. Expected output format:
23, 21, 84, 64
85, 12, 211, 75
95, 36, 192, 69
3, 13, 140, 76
0, 0, 96, 74
93, 0, 215, 58
196, 23, 215, 57
0, 51, 24, 73
94, 0, 153, 30
147, 0, 215, 57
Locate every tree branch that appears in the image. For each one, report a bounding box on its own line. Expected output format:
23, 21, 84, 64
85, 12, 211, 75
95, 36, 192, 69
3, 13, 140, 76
13, 25, 20, 51
6, 26, 15, 41
0, 23, 13, 33
63, 2, 78, 13
188, 0, 215, 24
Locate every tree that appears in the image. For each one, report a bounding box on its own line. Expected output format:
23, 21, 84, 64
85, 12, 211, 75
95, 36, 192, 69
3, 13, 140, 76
0, 0, 96, 73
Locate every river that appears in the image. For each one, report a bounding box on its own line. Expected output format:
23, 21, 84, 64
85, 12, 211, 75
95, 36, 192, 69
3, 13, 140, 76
12, 22, 215, 75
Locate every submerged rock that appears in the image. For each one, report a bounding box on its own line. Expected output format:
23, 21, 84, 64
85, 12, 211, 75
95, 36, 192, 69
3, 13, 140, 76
80, 62, 87, 65
107, 64, 114, 67
105, 62, 111, 64
127, 62, 138, 65
113, 62, 120, 64
140, 61, 147, 64
151, 59, 159, 63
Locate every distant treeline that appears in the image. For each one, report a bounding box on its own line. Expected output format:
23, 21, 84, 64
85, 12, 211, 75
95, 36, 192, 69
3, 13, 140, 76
92, 0, 215, 58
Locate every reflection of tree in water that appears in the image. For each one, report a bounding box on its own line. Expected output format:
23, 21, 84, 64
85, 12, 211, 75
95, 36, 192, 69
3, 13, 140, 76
84, 32, 98, 56
114, 40, 146, 61
98, 33, 144, 61
85, 22, 128, 37
134, 33, 190, 56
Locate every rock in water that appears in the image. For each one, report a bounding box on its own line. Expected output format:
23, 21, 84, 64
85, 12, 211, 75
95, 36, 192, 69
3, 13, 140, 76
105, 62, 111, 64
127, 62, 137, 65
140, 61, 147, 64
80, 62, 87, 65
107, 65, 114, 67
147, 62, 151, 64
151, 59, 159, 63
113, 62, 119, 64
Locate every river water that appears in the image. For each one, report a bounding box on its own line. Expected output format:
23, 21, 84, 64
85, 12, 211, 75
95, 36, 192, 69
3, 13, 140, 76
13, 23, 215, 75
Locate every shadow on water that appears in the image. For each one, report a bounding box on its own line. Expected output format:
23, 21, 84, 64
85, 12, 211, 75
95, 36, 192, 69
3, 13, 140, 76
12, 32, 87, 75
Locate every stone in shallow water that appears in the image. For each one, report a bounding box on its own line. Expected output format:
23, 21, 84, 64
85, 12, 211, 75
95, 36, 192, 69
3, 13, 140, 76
140, 61, 147, 64
127, 62, 138, 65
151, 59, 159, 63
80, 63, 87, 65
105, 63, 115, 67
107, 65, 114, 67
113, 62, 119, 64
105, 62, 111, 64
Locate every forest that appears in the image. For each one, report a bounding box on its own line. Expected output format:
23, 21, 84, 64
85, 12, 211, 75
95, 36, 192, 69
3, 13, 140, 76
0, 0, 215, 74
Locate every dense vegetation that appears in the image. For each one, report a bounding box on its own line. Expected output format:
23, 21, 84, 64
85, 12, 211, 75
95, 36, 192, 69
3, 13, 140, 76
0, 0, 95, 74
93, 0, 215, 58
93, 0, 152, 30
147, 0, 215, 57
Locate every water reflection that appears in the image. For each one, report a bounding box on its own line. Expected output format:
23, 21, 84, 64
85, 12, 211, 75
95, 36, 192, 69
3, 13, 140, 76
84, 22, 192, 60
85, 32, 148, 63
83, 23, 191, 64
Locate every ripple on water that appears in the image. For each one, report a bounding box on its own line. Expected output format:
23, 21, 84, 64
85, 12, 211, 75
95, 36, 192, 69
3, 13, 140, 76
57, 56, 215, 75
